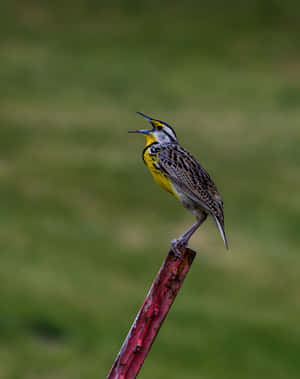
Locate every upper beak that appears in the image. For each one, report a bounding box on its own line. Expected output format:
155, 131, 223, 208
128, 111, 155, 134
136, 111, 154, 122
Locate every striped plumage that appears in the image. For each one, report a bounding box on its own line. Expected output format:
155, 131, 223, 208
129, 112, 228, 255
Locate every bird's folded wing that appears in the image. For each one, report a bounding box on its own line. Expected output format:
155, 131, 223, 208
157, 145, 222, 218
158, 145, 228, 248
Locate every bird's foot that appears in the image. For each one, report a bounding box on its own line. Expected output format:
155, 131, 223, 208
171, 238, 187, 259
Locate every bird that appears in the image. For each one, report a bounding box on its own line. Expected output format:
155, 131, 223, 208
128, 112, 228, 256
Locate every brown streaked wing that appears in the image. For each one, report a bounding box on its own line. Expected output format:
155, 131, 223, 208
157, 144, 225, 225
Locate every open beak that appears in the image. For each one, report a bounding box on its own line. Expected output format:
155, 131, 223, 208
128, 112, 155, 134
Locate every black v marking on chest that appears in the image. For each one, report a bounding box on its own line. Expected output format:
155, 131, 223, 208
142, 142, 159, 164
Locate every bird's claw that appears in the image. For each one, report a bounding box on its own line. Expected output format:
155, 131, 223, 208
171, 238, 187, 259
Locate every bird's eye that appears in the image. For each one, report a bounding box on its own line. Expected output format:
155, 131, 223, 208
157, 125, 163, 131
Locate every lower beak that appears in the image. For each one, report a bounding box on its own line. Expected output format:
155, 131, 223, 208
128, 129, 151, 134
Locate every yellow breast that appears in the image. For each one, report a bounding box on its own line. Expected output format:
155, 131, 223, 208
143, 145, 179, 199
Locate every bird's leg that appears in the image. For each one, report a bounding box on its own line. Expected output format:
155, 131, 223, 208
171, 220, 201, 257
171, 214, 207, 258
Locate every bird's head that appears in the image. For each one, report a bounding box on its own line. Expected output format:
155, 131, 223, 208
129, 112, 177, 145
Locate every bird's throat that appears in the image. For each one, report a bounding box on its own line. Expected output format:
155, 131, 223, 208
144, 134, 157, 147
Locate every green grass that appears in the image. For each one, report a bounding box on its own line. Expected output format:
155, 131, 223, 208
1, 1, 300, 378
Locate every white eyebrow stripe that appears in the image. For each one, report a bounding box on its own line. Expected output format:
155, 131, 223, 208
162, 128, 176, 142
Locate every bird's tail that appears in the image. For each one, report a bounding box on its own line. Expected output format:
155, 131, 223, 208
212, 215, 229, 250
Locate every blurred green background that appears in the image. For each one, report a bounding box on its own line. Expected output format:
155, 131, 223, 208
1, 1, 300, 378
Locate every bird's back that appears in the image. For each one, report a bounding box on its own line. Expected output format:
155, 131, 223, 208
157, 144, 227, 243
157, 144, 228, 247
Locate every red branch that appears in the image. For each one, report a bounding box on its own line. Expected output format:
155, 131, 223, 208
107, 248, 196, 379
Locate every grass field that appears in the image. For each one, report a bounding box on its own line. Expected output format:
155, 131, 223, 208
1, 2, 300, 378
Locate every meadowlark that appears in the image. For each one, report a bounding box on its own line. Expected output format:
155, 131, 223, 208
129, 112, 228, 256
